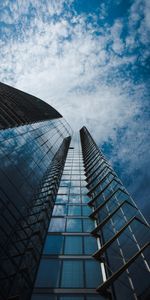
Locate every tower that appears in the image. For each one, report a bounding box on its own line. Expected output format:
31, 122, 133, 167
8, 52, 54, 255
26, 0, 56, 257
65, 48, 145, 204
0, 83, 149, 300
0, 82, 72, 300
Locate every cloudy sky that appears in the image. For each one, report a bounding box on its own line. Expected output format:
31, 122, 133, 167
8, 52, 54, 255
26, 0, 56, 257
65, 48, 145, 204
0, 0, 150, 220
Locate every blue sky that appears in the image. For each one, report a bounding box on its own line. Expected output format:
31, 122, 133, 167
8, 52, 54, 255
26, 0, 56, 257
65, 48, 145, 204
0, 0, 150, 220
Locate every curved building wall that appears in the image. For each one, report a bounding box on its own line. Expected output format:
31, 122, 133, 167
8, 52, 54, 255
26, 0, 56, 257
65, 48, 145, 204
0, 118, 71, 244
0, 83, 72, 300
0, 82, 62, 129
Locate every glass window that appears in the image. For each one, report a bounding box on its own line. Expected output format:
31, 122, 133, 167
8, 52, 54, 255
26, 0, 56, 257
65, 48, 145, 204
69, 195, 81, 203
70, 187, 80, 194
55, 195, 68, 203
80, 181, 86, 186
84, 236, 98, 254
82, 206, 92, 216
71, 175, 80, 180
61, 260, 84, 288
103, 222, 114, 242
83, 219, 94, 232
68, 205, 81, 216
60, 180, 70, 187
43, 235, 64, 254
61, 175, 70, 180
82, 195, 90, 203
35, 259, 61, 287
85, 260, 102, 288
81, 187, 88, 194
48, 218, 66, 232
53, 205, 66, 216
58, 187, 68, 194
66, 218, 82, 232
64, 236, 82, 254
71, 180, 80, 186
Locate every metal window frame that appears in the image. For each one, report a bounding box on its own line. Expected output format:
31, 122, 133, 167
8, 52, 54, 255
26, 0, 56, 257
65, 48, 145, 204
96, 242, 150, 294
91, 200, 137, 235
93, 216, 149, 259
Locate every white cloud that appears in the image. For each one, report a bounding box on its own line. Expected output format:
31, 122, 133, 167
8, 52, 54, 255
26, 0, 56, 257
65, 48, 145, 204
0, 0, 149, 181
127, 0, 150, 47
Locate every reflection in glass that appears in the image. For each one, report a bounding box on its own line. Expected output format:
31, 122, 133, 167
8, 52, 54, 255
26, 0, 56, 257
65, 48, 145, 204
84, 236, 98, 254
70, 187, 80, 194
43, 235, 64, 254
82, 195, 90, 203
85, 260, 102, 288
64, 236, 82, 254
83, 219, 94, 232
48, 218, 66, 232
55, 195, 68, 203
68, 205, 81, 216
35, 259, 61, 287
61, 261, 83, 288
69, 195, 81, 203
53, 205, 66, 216
66, 219, 82, 232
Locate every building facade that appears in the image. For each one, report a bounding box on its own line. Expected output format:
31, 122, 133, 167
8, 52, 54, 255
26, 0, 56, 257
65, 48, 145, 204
0, 83, 149, 300
0, 83, 72, 300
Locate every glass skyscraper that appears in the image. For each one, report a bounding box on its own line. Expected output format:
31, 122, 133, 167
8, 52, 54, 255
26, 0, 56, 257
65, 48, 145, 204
0, 83, 149, 300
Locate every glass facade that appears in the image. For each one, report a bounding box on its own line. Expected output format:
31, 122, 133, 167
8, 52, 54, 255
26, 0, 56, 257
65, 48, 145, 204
0, 83, 149, 300
80, 126, 150, 300
0, 83, 72, 300
32, 138, 105, 299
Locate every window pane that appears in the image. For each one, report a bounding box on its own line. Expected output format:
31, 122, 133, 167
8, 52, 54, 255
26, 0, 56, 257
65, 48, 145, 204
53, 205, 66, 216
48, 218, 66, 232
84, 236, 98, 254
66, 219, 82, 232
71, 180, 80, 186
83, 219, 94, 232
56, 195, 68, 203
81, 187, 88, 194
35, 259, 60, 287
64, 236, 82, 254
70, 187, 80, 194
58, 186, 69, 194
61, 261, 84, 288
82, 206, 92, 216
69, 195, 81, 203
82, 195, 90, 203
43, 235, 64, 254
60, 180, 70, 187
68, 205, 81, 216
85, 260, 102, 288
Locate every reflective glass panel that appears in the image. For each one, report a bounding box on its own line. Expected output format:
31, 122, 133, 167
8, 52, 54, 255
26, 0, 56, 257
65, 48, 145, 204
35, 259, 61, 287
68, 205, 81, 216
85, 260, 102, 288
43, 235, 64, 255
48, 218, 66, 232
53, 205, 67, 216
83, 219, 94, 232
84, 236, 98, 254
61, 260, 83, 288
64, 236, 82, 254
66, 219, 82, 232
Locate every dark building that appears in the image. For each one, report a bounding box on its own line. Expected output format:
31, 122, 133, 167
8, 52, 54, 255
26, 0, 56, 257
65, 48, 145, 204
0, 83, 149, 300
0, 83, 72, 300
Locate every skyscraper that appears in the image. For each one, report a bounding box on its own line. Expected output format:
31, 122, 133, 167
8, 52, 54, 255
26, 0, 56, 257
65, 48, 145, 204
0, 83, 149, 300
0, 83, 72, 300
